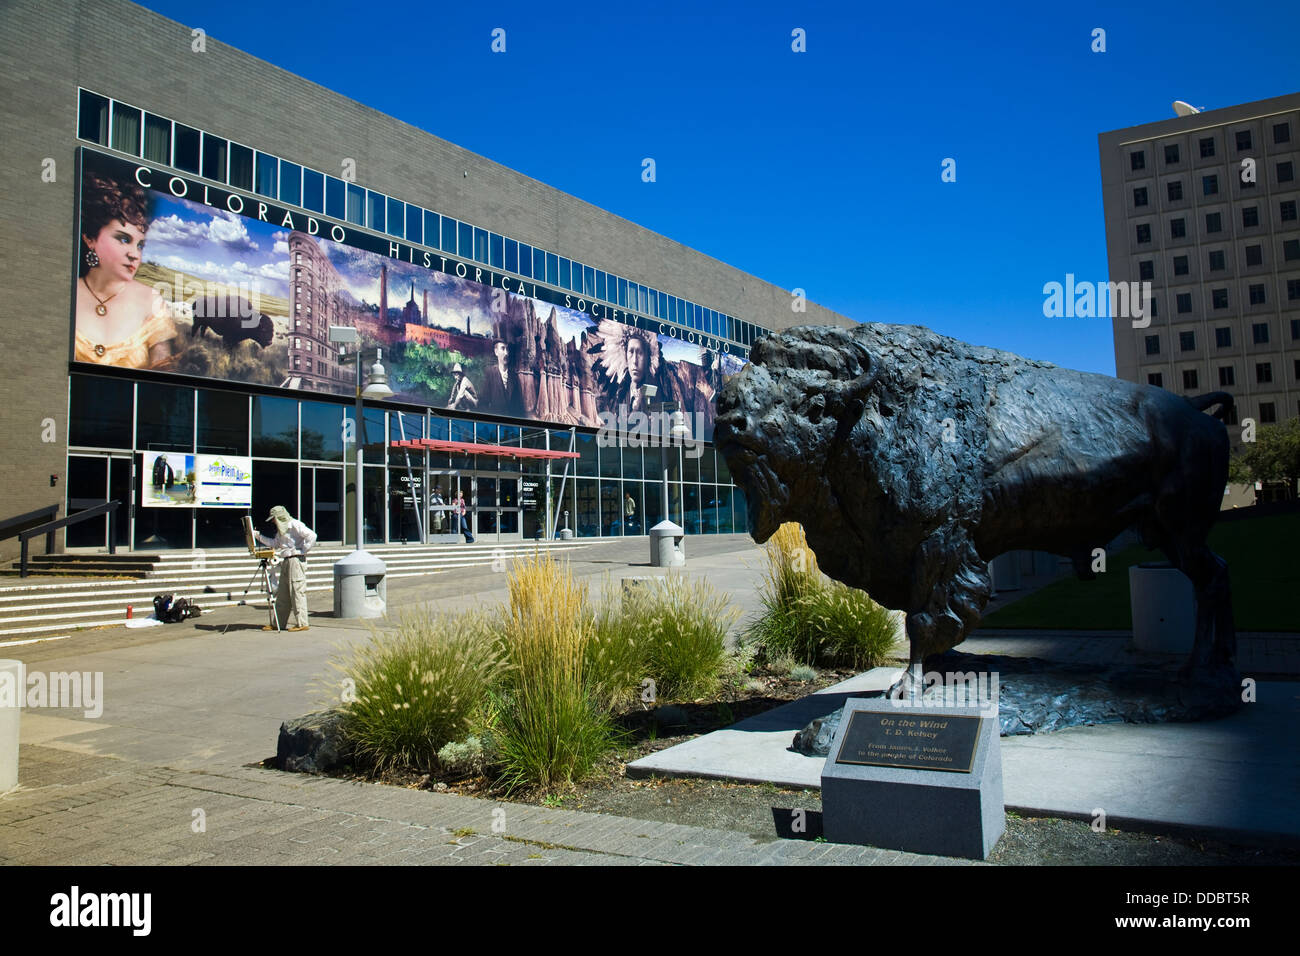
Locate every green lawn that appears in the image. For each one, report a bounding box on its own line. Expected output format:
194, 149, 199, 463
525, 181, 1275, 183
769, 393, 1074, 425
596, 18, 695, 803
980, 512, 1299, 632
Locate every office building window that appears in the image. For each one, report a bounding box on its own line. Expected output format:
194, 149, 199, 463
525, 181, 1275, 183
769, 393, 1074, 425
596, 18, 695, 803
1202, 174, 1218, 196
1149, 297, 1159, 317
1286, 239, 1300, 261
1245, 244, 1263, 267
1171, 218, 1186, 239
1211, 288, 1228, 309
1295, 358, 1300, 379
1173, 255, 1189, 276
1249, 284, 1266, 306
143, 113, 171, 165
1252, 322, 1269, 344
1218, 366, 1234, 387
1281, 200, 1297, 222
1259, 402, 1276, 424
173, 123, 200, 173
1256, 362, 1272, 384
1235, 130, 1252, 151
279, 160, 301, 206
1206, 212, 1222, 233
1242, 206, 1259, 228
1288, 281, 1300, 303
1144, 335, 1160, 356
1164, 144, 1179, 165
1138, 260, 1154, 280
1136, 223, 1152, 243
1278, 161, 1295, 183
1147, 372, 1163, 387
1167, 181, 1183, 202
1179, 331, 1196, 351
1215, 326, 1232, 348
1133, 186, 1148, 207
1274, 122, 1291, 145
1208, 249, 1226, 271
1182, 369, 1198, 390
77, 90, 110, 145
1176, 293, 1192, 314
1130, 150, 1146, 171
1199, 137, 1215, 158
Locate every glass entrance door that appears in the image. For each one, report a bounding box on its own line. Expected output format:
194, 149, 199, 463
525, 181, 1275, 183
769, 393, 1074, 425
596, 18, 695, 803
66, 453, 132, 550
301, 466, 343, 543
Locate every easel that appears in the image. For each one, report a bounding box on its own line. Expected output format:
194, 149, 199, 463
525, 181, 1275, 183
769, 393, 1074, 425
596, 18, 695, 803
242, 515, 280, 630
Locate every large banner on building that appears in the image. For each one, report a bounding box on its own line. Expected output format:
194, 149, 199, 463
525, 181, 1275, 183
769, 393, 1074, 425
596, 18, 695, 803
73, 149, 744, 440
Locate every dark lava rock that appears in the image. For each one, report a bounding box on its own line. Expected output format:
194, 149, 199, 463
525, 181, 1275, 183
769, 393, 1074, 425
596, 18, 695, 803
791, 652, 1243, 756
278, 710, 353, 773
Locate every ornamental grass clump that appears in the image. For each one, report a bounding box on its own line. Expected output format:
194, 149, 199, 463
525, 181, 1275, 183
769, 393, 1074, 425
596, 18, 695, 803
495, 552, 615, 792
797, 580, 901, 670
331, 608, 508, 774
589, 579, 650, 711
639, 573, 739, 701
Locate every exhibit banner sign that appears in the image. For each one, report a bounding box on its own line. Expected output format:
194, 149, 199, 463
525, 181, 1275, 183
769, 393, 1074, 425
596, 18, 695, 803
73, 149, 745, 440
142, 452, 251, 508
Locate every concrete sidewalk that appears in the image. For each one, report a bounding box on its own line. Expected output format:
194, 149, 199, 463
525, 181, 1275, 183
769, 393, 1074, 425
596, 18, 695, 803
3, 535, 976, 864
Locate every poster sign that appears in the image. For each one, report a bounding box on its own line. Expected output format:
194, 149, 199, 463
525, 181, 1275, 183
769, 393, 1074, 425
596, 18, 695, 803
73, 149, 746, 440
142, 452, 252, 508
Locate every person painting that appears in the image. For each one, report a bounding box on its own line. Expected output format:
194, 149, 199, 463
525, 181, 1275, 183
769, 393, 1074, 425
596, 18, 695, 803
254, 505, 317, 631
75, 171, 178, 370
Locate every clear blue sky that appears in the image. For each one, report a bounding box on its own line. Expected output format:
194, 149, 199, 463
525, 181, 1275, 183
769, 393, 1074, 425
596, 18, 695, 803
138, 0, 1299, 375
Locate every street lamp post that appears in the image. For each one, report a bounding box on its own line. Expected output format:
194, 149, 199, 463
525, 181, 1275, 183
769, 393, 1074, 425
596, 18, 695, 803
644, 387, 692, 567
328, 326, 394, 618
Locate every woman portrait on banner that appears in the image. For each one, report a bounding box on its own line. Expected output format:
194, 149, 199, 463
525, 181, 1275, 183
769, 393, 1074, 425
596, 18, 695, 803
74, 171, 178, 370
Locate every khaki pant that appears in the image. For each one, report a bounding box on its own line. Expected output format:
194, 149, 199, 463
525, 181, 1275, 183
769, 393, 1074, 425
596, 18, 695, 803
274, 556, 309, 629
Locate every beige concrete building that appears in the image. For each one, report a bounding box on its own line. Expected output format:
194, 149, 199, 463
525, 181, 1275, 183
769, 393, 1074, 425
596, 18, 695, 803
1099, 92, 1300, 442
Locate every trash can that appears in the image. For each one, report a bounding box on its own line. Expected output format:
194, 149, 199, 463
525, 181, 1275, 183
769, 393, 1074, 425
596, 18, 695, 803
649, 520, 686, 567
333, 550, 388, 619
1129, 562, 1195, 653
0, 660, 20, 792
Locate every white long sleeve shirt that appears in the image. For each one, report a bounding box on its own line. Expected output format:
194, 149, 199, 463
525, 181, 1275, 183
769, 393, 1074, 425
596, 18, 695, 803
256, 519, 317, 560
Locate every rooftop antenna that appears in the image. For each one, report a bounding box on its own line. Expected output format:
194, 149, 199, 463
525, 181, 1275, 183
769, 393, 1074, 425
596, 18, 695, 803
1172, 100, 1202, 117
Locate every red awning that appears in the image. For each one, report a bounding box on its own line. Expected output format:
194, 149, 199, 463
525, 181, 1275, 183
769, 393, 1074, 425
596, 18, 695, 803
389, 438, 578, 460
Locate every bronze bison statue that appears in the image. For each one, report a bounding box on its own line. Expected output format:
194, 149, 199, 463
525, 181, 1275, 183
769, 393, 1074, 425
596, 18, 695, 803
715, 323, 1237, 695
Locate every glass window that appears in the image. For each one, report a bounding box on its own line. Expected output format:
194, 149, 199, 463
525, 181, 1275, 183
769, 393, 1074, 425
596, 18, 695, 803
111, 103, 141, 156
325, 176, 345, 219
474, 227, 488, 263
425, 209, 440, 248
1279, 161, 1295, 183
1205, 213, 1221, 233
1286, 239, 1300, 261
1274, 122, 1291, 145
255, 152, 278, 197
442, 216, 457, 254
1171, 218, 1186, 239
1130, 151, 1145, 171
302, 168, 324, 212
1219, 366, 1235, 387
69, 375, 133, 448
560, 258, 571, 290
173, 123, 200, 173
1182, 369, 1198, 390
136, 382, 194, 452
1249, 285, 1266, 306
78, 90, 110, 145
1144, 335, 1160, 356
1242, 207, 1259, 228
699, 446, 716, 483
1147, 372, 1163, 387
1212, 288, 1228, 309
622, 443, 644, 481
1199, 137, 1215, 158
1179, 331, 1196, 352
505, 238, 518, 273
1245, 245, 1263, 267
518, 242, 533, 277
546, 252, 558, 285
596, 270, 606, 300
196, 389, 249, 455
388, 197, 404, 237
1164, 144, 1179, 165
143, 114, 171, 165
1252, 322, 1269, 344
587, 267, 597, 299
1136, 223, 1151, 243
617, 277, 628, 306
1139, 260, 1154, 281
1202, 174, 1218, 196
252, 395, 298, 458
347, 183, 364, 225
1167, 181, 1183, 202
279, 160, 302, 206
366, 191, 385, 231
201, 133, 227, 182
405, 204, 423, 243
1215, 327, 1232, 348
574, 431, 597, 476
1235, 130, 1252, 151
300, 400, 344, 461
1173, 255, 1189, 276
228, 143, 253, 190
599, 440, 620, 479
1256, 362, 1272, 384
1176, 293, 1192, 313
534, 247, 546, 280
459, 222, 473, 259
1208, 250, 1226, 271
1281, 200, 1298, 222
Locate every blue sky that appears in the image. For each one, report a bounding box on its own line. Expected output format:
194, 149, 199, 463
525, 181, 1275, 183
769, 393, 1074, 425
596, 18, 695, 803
137, 0, 1300, 374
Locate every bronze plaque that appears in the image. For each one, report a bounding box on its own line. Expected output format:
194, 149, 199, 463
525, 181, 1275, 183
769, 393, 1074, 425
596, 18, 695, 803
834, 710, 982, 773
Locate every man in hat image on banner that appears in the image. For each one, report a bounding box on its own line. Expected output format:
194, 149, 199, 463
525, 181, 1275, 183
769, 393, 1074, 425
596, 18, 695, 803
254, 505, 317, 631
447, 362, 478, 411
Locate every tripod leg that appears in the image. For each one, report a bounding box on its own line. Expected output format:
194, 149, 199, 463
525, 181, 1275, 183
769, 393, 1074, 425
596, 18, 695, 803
264, 563, 281, 631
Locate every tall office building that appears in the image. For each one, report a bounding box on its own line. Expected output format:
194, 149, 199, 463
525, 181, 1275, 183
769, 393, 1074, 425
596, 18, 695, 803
1099, 93, 1300, 437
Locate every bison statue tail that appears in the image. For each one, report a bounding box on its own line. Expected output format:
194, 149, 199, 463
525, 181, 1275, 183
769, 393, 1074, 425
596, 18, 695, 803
1186, 391, 1234, 423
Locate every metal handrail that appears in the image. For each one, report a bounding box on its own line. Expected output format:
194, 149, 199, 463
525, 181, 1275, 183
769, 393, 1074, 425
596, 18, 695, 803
18, 500, 121, 578
0, 503, 60, 540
